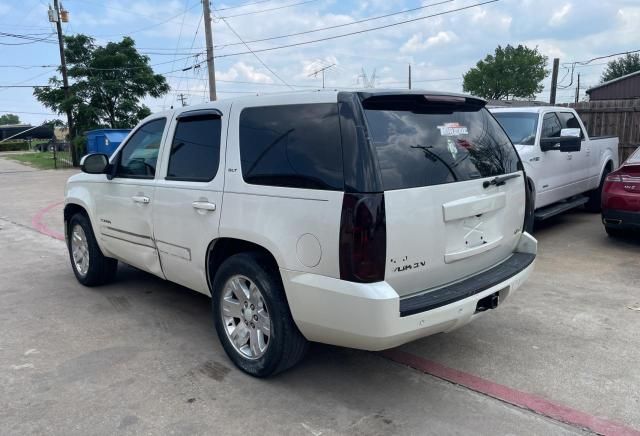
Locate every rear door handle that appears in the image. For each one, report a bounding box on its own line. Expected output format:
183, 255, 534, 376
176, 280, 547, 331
192, 201, 216, 211
132, 195, 150, 204
567, 154, 573, 160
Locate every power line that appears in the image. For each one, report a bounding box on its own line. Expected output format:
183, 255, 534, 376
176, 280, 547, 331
94, 2, 201, 37
0, 31, 57, 45
216, 15, 294, 89
218, 0, 320, 19
213, 0, 500, 59
214, 0, 453, 49
215, 0, 276, 11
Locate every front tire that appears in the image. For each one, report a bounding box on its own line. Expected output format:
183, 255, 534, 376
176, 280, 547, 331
67, 213, 118, 286
211, 252, 308, 377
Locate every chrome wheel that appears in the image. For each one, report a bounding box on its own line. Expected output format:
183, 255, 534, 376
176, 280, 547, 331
70, 224, 90, 276
220, 275, 271, 359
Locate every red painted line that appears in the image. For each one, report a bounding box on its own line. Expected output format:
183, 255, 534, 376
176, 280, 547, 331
31, 201, 65, 241
381, 349, 640, 436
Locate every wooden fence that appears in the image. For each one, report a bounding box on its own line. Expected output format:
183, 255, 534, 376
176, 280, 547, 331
561, 98, 640, 163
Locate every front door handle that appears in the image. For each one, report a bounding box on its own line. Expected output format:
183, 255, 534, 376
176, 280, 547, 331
132, 195, 150, 204
192, 201, 216, 211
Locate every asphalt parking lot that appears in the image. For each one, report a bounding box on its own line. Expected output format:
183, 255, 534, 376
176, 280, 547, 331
1, 156, 639, 435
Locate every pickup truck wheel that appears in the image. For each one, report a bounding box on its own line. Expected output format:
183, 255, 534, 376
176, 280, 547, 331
211, 252, 308, 377
67, 213, 118, 286
585, 167, 611, 212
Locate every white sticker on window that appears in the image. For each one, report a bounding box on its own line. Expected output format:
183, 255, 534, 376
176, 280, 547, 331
437, 122, 468, 136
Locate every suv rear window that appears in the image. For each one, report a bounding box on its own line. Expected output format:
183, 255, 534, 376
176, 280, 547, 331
362, 97, 520, 190
239, 103, 343, 190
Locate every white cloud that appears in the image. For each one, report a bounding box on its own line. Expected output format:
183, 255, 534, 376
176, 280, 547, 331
401, 31, 458, 53
549, 3, 573, 26
217, 62, 274, 83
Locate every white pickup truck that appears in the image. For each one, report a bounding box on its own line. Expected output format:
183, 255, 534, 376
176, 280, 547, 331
491, 107, 618, 226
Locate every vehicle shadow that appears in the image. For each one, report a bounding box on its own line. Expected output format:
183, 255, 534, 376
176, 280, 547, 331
92, 264, 542, 434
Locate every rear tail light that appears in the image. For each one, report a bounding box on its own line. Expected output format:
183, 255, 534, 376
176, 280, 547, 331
339, 193, 386, 283
605, 172, 640, 193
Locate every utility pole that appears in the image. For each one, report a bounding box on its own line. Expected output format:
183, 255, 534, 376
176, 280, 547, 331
51, 0, 78, 165
549, 57, 559, 105
308, 64, 335, 88
575, 73, 581, 104
178, 93, 188, 107
408, 64, 412, 89
202, 0, 217, 101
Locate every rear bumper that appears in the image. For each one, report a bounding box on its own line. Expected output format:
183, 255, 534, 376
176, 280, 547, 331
282, 232, 537, 351
602, 209, 640, 230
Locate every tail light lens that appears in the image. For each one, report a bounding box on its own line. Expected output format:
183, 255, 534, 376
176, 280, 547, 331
606, 172, 640, 193
339, 193, 386, 283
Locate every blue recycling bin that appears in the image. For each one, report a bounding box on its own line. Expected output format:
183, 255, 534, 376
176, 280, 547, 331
85, 129, 131, 156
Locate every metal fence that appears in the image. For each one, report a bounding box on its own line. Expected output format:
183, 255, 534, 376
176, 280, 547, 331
51, 147, 74, 169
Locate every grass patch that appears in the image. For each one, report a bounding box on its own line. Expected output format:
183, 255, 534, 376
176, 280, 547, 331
5, 152, 60, 170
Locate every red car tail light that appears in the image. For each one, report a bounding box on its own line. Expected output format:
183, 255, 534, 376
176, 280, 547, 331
339, 193, 386, 283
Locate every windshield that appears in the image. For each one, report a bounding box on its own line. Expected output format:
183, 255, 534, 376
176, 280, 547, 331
492, 112, 538, 145
362, 98, 520, 191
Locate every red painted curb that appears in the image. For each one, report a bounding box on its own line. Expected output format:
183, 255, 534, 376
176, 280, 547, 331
381, 349, 640, 436
32, 201, 65, 241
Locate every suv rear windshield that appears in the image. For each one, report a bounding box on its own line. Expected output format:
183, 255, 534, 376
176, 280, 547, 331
492, 112, 538, 145
362, 97, 520, 190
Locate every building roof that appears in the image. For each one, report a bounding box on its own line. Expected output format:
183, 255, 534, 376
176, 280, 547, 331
586, 70, 640, 94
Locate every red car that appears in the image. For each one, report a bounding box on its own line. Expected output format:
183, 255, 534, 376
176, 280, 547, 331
602, 147, 640, 237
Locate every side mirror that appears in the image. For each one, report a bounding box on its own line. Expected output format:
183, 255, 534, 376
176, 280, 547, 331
560, 128, 581, 138
80, 153, 109, 174
540, 136, 581, 153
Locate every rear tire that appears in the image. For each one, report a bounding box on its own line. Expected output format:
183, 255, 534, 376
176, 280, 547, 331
605, 226, 627, 238
585, 166, 611, 212
211, 252, 308, 377
67, 213, 118, 286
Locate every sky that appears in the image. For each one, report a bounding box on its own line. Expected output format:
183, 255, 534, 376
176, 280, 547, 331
0, 0, 638, 126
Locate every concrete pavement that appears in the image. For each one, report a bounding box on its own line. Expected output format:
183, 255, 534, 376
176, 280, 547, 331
1, 156, 638, 435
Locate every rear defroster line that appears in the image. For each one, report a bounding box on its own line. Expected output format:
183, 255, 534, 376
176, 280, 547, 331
380, 349, 640, 436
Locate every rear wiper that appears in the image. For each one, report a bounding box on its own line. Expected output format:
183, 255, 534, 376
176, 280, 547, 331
483, 173, 521, 188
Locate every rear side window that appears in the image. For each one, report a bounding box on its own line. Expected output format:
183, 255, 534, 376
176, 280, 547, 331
239, 104, 343, 190
167, 114, 221, 182
557, 112, 584, 138
362, 98, 520, 190
541, 113, 562, 138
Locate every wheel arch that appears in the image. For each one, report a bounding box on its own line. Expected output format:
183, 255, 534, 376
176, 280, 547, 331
206, 237, 282, 294
63, 201, 90, 244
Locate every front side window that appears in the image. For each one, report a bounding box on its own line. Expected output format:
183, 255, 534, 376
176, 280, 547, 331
541, 113, 562, 138
239, 104, 344, 190
492, 112, 538, 145
557, 112, 585, 138
167, 114, 221, 182
115, 118, 166, 178
362, 97, 520, 190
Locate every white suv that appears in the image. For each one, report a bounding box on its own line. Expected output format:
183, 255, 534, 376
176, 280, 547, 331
65, 90, 537, 376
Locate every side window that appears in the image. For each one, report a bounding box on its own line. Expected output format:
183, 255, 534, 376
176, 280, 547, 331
541, 113, 562, 138
239, 103, 344, 190
166, 114, 221, 182
115, 118, 166, 179
557, 112, 585, 138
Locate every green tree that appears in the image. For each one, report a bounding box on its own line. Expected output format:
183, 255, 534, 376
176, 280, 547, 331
600, 53, 640, 83
34, 34, 169, 136
0, 113, 20, 125
463, 45, 548, 100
